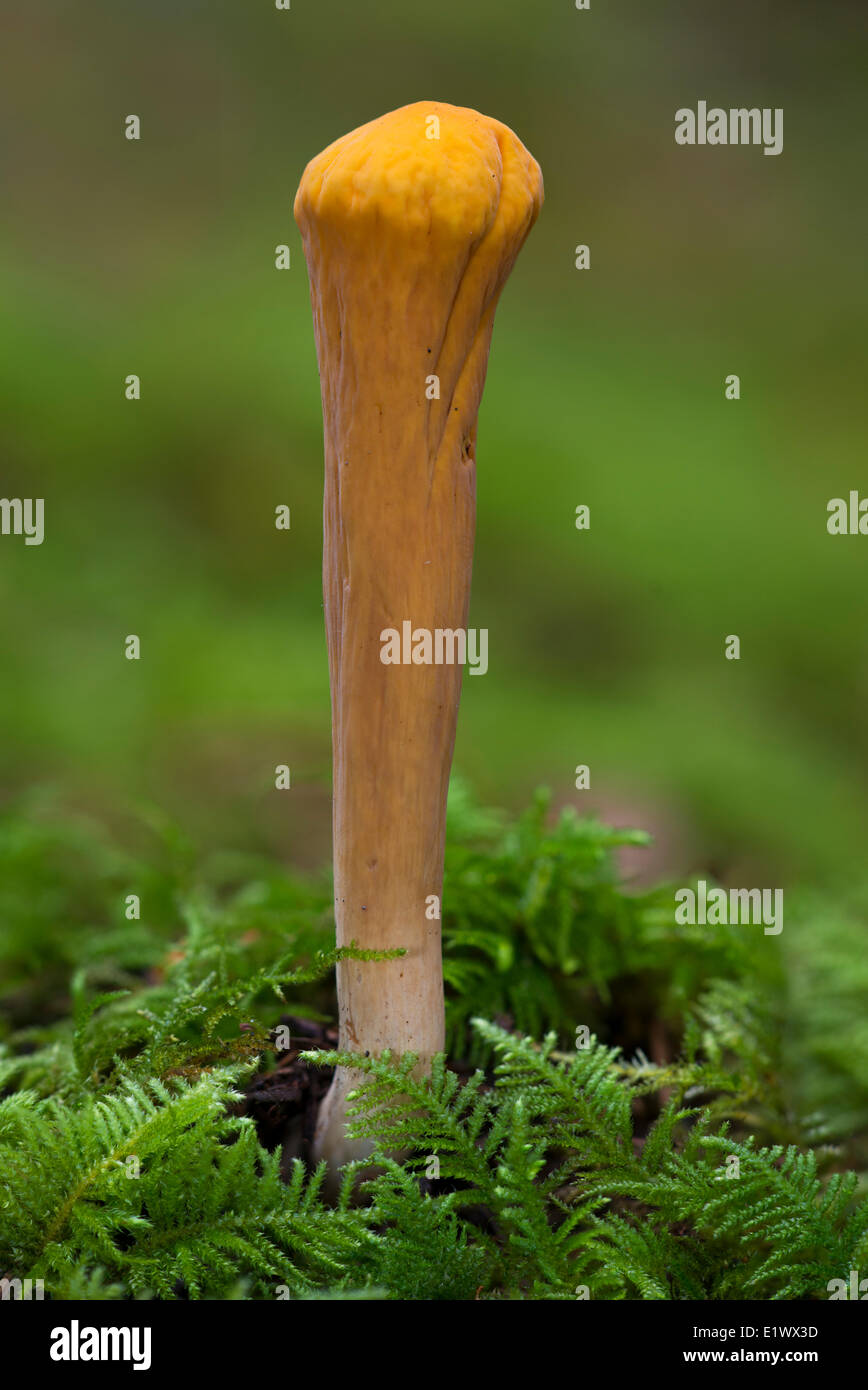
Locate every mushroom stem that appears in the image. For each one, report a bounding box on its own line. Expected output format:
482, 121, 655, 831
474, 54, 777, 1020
294, 101, 542, 1170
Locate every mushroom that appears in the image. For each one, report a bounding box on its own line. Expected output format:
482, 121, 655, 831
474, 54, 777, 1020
294, 101, 542, 1170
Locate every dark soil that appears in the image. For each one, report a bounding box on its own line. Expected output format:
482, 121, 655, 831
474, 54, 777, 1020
235, 1015, 337, 1176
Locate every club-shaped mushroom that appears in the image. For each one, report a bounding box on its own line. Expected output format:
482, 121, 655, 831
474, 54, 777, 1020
294, 100, 543, 1169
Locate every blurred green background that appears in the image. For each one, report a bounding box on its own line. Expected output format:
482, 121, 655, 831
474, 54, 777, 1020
2, 0, 866, 887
